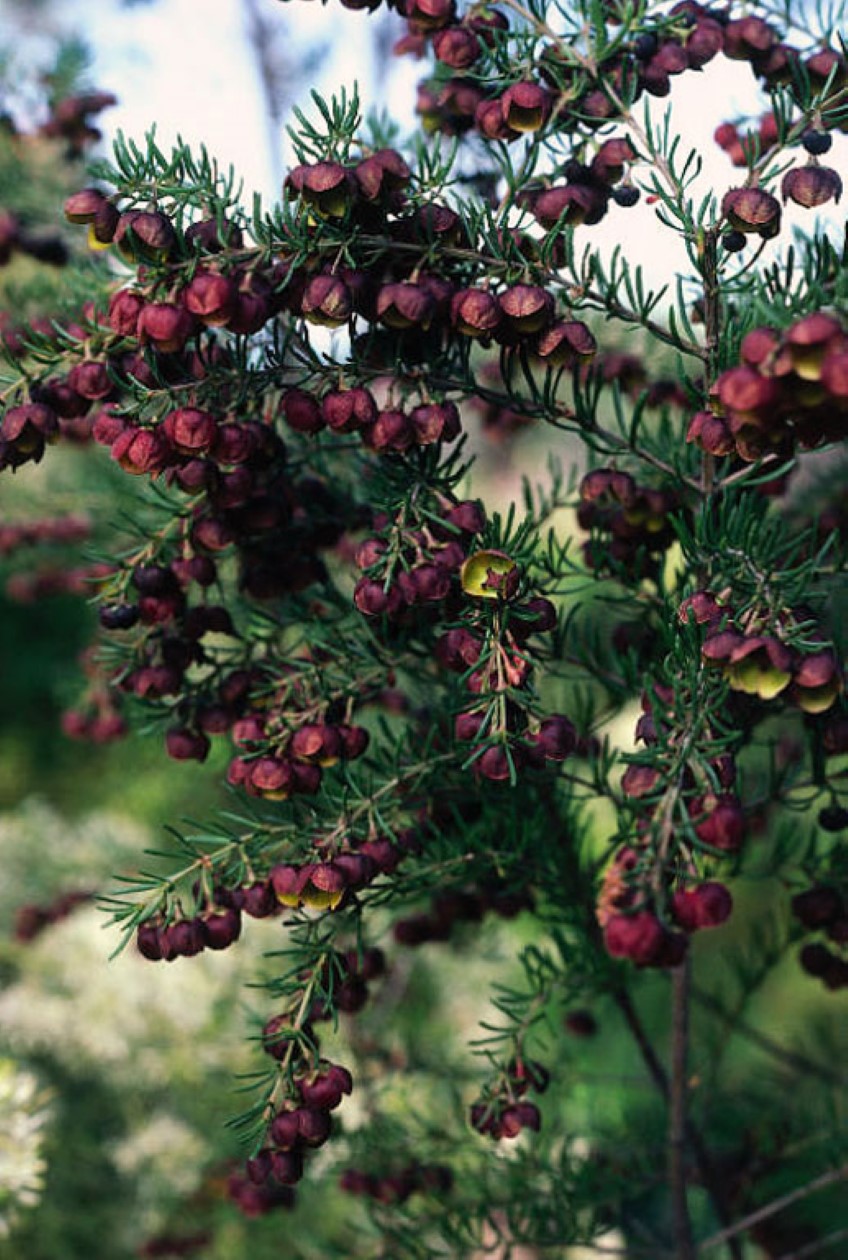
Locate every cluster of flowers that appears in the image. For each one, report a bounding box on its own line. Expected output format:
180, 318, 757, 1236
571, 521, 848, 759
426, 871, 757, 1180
134, 830, 413, 961
227, 712, 371, 805
408, 1, 727, 137
596, 678, 739, 967
518, 137, 642, 230
352, 499, 580, 783
689, 313, 848, 462
577, 467, 679, 583
470, 1056, 549, 1141
36, 89, 117, 157
267, 830, 416, 912
354, 496, 486, 622
0, 206, 69, 270
0, 88, 116, 273
597, 845, 734, 968
242, 936, 396, 1212
686, 592, 843, 712
60, 642, 129, 744
401, 0, 845, 166
340, 1160, 453, 1203
13, 889, 94, 943
282, 385, 461, 454
715, 136, 840, 256
226, 1167, 295, 1217
393, 881, 534, 945
136, 902, 243, 961
138, 1231, 211, 1258
714, 109, 780, 167
308, 946, 387, 1017
289, 161, 600, 363
246, 1059, 352, 1192
793, 885, 848, 991
0, 512, 90, 556
447, 622, 578, 783
91, 480, 355, 762
5, 559, 107, 605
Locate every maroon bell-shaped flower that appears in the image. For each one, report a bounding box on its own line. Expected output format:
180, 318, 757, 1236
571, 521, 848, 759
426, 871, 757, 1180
498, 284, 554, 336
280, 388, 324, 435
716, 365, 780, 415
301, 273, 353, 327
532, 714, 578, 761
64, 187, 108, 223
201, 906, 242, 950
686, 409, 735, 456
722, 15, 778, 61
501, 81, 551, 132
110, 426, 173, 476
376, 281, 436, 330
165, 727, 211, 762
499, 1101, 541, 1138
603, 910, 666, 965
433, 26, 481, 69
115, 209, 177, 263
685, 16, 725, 68
450, 287, 502, 339
740, 325, 780, 366
322, 387, 377, 433
365, 408, 414, 453
287, 161, 356, 218
67, 361, 112, 401
298, 1107, 332, 1147
790, 649, 841, 713
474, 98, 520, 142
108, 289, 145, 338
290, 723, 342, 766
409, 401, 462, 445
791, 885, 842, 929
533, 183, 608, 229
721, 186, 781, 238
403, 0, 457, 31
137, 302, 197, 353
535, 319, 597, 366
671, 882, 733, 931
353, 148, 411, 201
183, 269, 237, 325
353, 577, 403, 618
161, 407, 218, 455
1, 402, 59, 466
590, 136, 638, 184
297, 1062, 353, 1110
690, 792, 746, 852
781, 163, 842, 209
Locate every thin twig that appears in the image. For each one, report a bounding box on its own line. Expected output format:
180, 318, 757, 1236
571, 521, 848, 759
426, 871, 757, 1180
776, 1225, 848, 1260
689, 982, 847, 1090
698, 1164, 848, 1254
669, 957, 696, 1260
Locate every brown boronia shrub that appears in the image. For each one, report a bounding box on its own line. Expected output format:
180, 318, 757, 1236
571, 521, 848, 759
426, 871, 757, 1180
2, 0, 848, 1254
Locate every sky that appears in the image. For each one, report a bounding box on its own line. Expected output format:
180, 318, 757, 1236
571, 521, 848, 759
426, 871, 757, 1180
4, 0, 844, 290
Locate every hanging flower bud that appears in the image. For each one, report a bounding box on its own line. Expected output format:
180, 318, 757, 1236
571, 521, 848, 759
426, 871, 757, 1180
781, 163, 842, 209
721, 187, 781, 238
500, 82, 551, 133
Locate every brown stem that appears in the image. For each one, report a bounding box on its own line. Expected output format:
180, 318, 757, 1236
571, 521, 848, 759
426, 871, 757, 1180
669, 957, 696, 1260
613, 987, 745, 1260
701, 227, 721, 392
